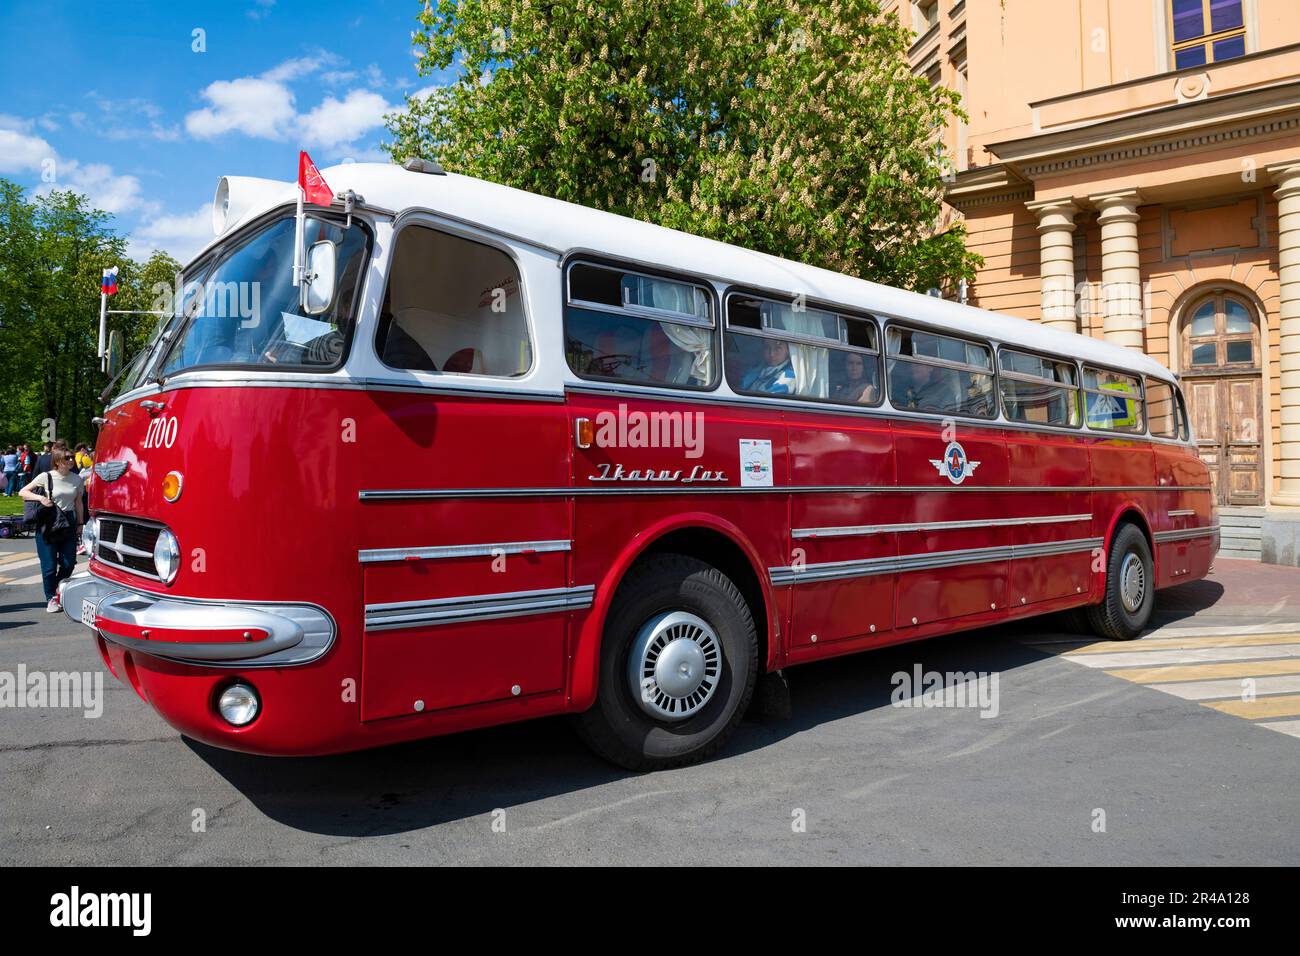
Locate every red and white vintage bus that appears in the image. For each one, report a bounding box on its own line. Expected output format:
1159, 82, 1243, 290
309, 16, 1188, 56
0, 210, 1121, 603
62, 160, 1217, 769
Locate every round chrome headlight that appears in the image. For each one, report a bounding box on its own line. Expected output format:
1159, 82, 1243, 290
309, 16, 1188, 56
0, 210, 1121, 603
217, 682, 260, 727
153, 528, 180, 584
82, 517, 99, 555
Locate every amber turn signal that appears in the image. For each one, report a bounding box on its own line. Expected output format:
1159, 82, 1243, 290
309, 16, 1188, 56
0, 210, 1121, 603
161, 471, 183, 502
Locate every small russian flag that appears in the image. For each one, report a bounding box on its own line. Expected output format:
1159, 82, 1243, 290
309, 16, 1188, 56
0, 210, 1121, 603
101, 267, 118, 296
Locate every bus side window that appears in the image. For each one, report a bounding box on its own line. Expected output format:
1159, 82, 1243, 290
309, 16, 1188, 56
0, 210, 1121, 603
1082, 365, 1145, 433
999, 349, 1080, 427
1145, 378, 1178, 438
885, 326, 995, 418
375, 225, 533, 377
564, 262, 716, 389
724, 294, 882, 406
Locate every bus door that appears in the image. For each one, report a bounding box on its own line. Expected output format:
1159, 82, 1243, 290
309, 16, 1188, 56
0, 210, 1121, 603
357, 223, 573, 721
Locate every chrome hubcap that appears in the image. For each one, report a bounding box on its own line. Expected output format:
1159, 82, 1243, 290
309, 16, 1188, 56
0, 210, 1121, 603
628, 610, 722, 721
1119, 552, 1146, 613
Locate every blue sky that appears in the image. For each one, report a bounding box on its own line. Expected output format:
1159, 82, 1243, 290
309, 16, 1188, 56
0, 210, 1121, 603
0, 0, 452, 262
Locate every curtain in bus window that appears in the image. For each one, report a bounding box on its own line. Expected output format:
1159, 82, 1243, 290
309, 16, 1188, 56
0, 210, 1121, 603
764, 302, 832, 398
622, 275, 713, 384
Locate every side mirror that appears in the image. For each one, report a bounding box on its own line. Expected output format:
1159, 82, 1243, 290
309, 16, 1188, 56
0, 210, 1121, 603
301, 239, 337, 315
106, 329, 124, 379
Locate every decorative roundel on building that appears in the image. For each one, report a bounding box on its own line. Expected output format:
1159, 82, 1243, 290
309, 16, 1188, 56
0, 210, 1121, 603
929, 441, 981, 485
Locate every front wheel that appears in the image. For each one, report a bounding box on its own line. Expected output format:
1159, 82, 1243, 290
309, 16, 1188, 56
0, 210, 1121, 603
574, 554, 758, 771
1086, 523, 1155, 640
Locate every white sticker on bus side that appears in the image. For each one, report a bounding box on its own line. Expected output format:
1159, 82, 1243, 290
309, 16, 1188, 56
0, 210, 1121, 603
739, 439, 773, 487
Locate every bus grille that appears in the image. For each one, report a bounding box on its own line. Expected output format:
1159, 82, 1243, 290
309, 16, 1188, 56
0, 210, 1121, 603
96, 516, 162, 579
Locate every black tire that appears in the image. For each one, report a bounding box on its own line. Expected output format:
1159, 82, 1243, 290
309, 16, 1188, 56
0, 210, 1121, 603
574, 554, 758, 771
1086, 523, 1154, 641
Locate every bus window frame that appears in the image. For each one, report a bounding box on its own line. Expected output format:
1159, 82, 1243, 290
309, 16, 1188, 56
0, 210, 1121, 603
883, 320, 999, 421
563, 256, 721, 392
1081, 362, 1147, 435
374, 217, 538, 381
996, 345, 1083, 430
721, 288, 885, 408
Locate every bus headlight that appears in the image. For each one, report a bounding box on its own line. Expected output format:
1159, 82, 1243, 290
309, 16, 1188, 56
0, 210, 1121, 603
82, 517, 99, 555
217, 682, 260, 727
153, 529, 180, 583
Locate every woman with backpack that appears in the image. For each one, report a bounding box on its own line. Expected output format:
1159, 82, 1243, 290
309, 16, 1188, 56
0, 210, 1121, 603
18, 447, 85, 612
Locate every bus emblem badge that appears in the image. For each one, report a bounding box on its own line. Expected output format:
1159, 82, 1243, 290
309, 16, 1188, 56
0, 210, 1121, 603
930, 442, 980, 485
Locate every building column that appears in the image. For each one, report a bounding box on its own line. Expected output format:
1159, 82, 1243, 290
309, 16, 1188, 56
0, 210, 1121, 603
1091, 189, 1145, 351
1269, 162, 1300, 508
1026, 198, 1079, 332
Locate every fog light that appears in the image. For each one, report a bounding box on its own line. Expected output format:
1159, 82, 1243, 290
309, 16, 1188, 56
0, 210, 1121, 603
217, 682, 260, 726
153, 529, 180, 584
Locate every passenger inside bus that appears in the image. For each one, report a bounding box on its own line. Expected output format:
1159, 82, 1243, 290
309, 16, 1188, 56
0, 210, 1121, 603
739, 339, 796, 394
830, 351, 880, 404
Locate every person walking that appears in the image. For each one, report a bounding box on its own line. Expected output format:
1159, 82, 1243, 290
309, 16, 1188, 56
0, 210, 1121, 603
2, 447, 17, 496
19, 447, 85, 613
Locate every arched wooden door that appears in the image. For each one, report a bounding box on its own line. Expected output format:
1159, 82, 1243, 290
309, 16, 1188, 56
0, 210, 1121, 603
1180, 292, 1263, 506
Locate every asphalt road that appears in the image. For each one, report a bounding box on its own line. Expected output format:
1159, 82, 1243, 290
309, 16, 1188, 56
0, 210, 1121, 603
3, 539, 1298, 866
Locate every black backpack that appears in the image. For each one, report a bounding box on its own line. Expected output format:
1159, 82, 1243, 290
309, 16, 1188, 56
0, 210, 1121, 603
21, 472, 55, 532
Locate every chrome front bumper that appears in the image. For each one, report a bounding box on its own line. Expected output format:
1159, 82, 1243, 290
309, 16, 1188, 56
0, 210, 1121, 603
60, 572, 335, 667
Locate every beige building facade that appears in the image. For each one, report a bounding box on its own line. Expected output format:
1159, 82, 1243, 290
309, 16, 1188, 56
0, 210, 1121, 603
885, 0, 1300, 564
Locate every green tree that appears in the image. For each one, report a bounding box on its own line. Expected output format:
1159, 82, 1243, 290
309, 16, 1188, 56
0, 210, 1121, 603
384, 0, 979, 292
0, 179, 178, 448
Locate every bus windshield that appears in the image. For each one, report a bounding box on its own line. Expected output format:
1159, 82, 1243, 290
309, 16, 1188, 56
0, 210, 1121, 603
155, 212, 370, 378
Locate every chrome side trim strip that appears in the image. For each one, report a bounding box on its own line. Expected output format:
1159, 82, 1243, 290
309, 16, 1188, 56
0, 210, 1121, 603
361, 485, 1211, 500
364, 585, 595, 632
1154, 525, 1220, 543
769, 536, 1103, 586
793, 513, 1092, 539
359, 539, 571, 564
1167, 509, 1197, 517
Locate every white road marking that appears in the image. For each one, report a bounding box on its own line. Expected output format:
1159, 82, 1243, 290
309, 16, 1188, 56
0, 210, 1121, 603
1063, 644, 1300, 669
1256, 719, 1300, 739
1147, 675, 1300, 701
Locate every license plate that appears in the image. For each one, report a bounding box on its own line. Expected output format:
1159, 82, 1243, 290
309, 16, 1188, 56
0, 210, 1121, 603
81, 599, 98, 629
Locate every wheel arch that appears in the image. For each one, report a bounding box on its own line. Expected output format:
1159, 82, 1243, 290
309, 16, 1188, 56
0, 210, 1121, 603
567, 513, 776, 712
1101, 502, 1157, 583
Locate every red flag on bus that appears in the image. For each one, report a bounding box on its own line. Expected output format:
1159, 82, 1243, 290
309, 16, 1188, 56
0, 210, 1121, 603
298, 151, 334, 206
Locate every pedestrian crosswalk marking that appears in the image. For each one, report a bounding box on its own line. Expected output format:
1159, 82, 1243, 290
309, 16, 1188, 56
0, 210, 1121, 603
1099, 659, 1300, 683
1257, 719, 1300, 739
1063, 644, 1300, 669
1035, 633, 1300, 654
1030, 629, 1300, 741
1202, 694, 1300, 720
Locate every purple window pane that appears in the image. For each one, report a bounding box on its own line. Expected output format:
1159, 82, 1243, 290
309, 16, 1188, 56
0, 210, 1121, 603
1209, 0, 1244, 33
1176, 44, 1208, 69
1213, 34, 1246, 62
1171, 0, 1205, 43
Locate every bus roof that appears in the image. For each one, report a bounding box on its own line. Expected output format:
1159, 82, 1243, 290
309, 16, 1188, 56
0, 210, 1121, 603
244, 161, 1179, 383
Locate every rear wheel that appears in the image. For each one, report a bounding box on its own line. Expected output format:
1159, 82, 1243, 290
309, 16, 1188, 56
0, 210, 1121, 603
574, 554, 758, 771
1086, 523, 1154, 640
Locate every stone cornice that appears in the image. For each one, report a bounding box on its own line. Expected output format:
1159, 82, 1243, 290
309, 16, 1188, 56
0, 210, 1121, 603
987, 81, 1300, 181
944, 163, 1033, 211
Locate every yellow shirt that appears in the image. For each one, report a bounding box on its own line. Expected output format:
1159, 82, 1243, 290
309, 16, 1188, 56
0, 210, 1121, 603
76, 452, 93, 470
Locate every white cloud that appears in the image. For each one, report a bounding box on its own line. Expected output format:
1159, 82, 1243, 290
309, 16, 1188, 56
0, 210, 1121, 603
186, 76, 297, 139
61, 162, 154, 215
297, 89, 392, 149
247, 0, 276, 21
0, 127, 55, 174
129, 204, 214, 263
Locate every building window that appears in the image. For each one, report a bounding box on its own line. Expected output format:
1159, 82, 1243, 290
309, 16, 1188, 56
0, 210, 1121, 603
1169, 0, 1247, 69
912, 0, 939, 36
1183, 293, 1257, 369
